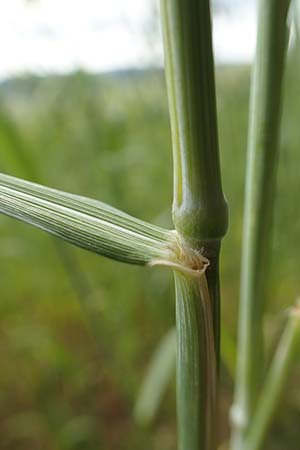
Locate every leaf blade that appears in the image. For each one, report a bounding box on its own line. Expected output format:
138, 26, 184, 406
0, 173, 176, 266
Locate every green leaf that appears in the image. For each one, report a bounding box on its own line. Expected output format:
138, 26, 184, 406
294, 0, 300, 43
134, 327, 176, 426
0, 173, 176, 266
244, 301, 300, 450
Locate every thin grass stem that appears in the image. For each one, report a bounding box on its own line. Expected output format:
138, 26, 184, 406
231, 1, 291, 447
0, 108, 97, 310
244, 301, 300, 450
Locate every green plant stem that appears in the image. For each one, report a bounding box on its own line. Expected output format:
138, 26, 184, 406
175, 270, 217, 450
231, 1, 291, 448
134, 321, 236, 426
160, 1, 228, 449
244, 303, 300, 450
160, 0, 227, 242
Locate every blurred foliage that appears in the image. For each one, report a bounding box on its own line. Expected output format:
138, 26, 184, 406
0, 53, 300, 449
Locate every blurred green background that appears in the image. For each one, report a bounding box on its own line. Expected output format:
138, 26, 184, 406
0, 51, 300, 449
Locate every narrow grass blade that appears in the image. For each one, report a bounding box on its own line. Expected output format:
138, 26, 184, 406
0, 105, 97, 313
244, 301, 300, 450
134, 328, 176, 426
221, 325, 236, 380
231, 1, 291, 447
0, 107, 37, 180
0, 173, 176, 266
294, 0, 300, 43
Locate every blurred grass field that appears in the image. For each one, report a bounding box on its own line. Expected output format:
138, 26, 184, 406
0, 55, 300, 449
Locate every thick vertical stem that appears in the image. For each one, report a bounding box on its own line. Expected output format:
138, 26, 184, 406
231, 1, 291, 448
175, 271, 217, 450
160, 1, 228, 449
160, 0, 228, 242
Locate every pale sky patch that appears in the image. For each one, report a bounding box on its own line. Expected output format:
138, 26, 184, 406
0, 0, 257, 79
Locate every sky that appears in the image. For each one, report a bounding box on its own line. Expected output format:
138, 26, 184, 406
0, 0, 257, 79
